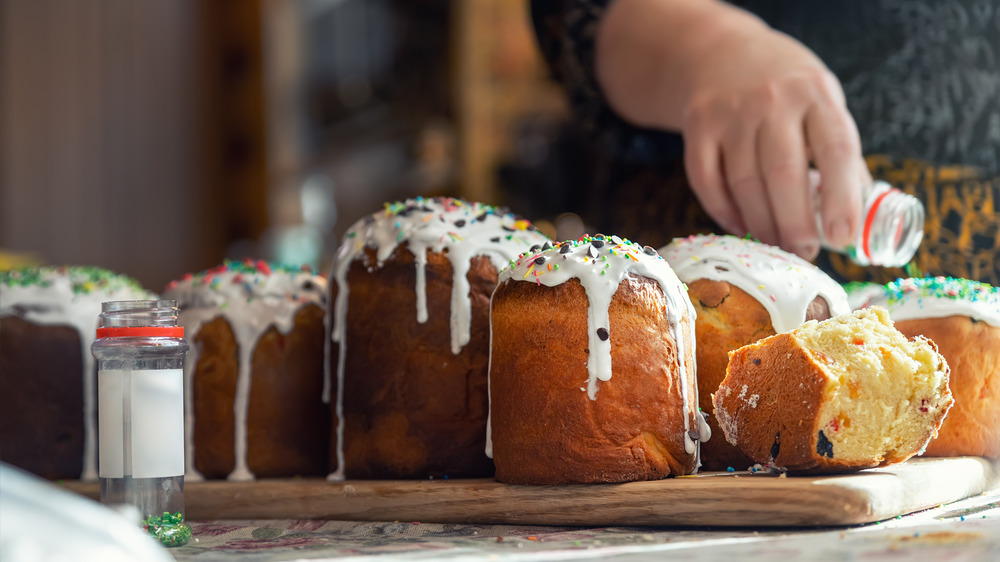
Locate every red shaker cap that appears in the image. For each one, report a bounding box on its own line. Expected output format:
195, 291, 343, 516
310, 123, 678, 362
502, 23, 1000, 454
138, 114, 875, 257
96, 326, 184, 338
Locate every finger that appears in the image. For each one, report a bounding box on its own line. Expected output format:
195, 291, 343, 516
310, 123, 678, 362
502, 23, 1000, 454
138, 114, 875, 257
722, 122, 779, 245
858, 159, 873, 186
805, 102, 864, 249
683, 127, 747, 236
758, 118, 818, 259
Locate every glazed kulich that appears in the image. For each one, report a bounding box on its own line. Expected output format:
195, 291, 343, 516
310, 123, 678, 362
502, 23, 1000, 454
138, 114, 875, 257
660, 234, 851, 470
488, 235, 708, 485
0, 266, 155, 480
861, 277, 1000, 458
328, 197, 550, 479
714, 307, 952, 474
162, 260, 328, 481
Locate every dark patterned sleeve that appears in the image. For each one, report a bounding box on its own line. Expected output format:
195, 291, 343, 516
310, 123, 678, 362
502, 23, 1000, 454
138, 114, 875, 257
530, 1, 610, 134
530, 0, 685, 163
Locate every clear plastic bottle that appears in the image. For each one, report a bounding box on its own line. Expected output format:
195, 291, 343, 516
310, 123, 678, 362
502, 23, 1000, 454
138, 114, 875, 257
815, 177, 925, 267
92, 299, 191, 547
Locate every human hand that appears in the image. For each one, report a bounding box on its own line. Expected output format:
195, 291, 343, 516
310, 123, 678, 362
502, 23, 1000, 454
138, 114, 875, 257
680, 23, 868, 259
596, 0, 868, 260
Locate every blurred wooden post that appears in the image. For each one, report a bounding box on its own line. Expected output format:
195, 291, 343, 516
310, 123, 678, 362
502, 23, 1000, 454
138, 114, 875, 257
451, 0, 567, 205
452, 0, 493, 203
197, 0, 270, 255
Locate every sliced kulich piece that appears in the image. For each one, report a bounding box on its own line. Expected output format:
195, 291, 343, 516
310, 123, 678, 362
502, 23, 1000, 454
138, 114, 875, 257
713, 306, 952, 474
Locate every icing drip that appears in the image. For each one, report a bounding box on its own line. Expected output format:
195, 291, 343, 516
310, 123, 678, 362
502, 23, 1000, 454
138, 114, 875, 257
328, 280, 349, 482
327, 196, 550, 480
660, 234, 851, 333
162, 260, 326, 482
0, 266, 155, 481
860, 276, 1000, 327
485, 235, 701, 462
413, 244, 429, 323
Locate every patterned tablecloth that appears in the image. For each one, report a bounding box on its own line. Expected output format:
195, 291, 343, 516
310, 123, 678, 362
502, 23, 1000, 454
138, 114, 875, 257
169, 489, 999, 561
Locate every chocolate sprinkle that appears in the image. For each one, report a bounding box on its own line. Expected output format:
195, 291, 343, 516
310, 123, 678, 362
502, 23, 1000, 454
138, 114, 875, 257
559, 243, 572, 254
643, 245, 657, 255
597, 327, 609, 341
502, 226, 515, 232
475, 212, 489, 222
490, 237, 501, 243
753, 358, 761, 366
534, 257, 546, 265
816, 430, 834, 458
541, 242, 553, 252
591, 239, 605, 249
529, 244, 542, 253
455, 219, 466, 227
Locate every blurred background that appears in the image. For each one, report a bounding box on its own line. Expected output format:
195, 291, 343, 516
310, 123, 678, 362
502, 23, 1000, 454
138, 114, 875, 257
0, 0, 589, 291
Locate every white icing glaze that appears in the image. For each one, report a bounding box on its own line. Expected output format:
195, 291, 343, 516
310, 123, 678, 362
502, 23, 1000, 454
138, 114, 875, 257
0, 266, 155, 481
326, 197, 550, 481
660, 234, 851, 333
485, 235, 704, 464
162, 260, 326, 482
858, 276, 1000, 327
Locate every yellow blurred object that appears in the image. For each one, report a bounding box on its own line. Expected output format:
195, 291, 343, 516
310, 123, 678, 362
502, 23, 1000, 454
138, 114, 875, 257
0, 250, 43, 270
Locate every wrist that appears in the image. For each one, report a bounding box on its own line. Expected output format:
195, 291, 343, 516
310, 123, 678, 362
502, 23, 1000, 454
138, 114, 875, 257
596, 0, 769, 130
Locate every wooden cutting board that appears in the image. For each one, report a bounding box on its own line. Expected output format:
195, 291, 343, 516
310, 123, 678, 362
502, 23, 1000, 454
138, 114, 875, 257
62, 457, 999, 527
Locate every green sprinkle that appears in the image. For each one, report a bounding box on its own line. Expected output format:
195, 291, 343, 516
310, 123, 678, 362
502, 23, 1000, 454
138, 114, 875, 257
0, 265, 148, 296
143, 512, 192, 547
883, 276, 1000, 307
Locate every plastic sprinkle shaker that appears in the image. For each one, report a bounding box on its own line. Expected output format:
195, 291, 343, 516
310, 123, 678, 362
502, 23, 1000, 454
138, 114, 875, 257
813, 174, 925, 267
91, 300, 191, 547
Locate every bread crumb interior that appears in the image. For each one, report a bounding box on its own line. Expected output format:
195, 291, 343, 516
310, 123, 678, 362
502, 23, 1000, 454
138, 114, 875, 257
794, 307, 949, 463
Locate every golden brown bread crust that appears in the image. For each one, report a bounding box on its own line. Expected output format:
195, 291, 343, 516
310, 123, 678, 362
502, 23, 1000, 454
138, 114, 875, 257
688, 279, 832, 471
0, 316, 86, 479
329, 245, 496, 479
490, 275, 698, 485
715, 333, 887, 474
688, 280, 773, 471
192, 305, 329, 478
895, 316, 1000, 458
191, 315, 238, 478
248, 304, 330, 477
